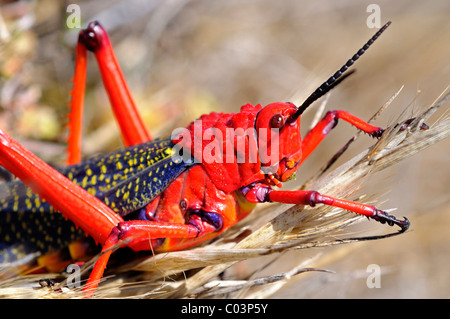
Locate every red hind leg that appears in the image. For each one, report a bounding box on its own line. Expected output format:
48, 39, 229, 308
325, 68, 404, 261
84, 220, 199, 297
67, 41, 88, 165
0, 130, 123, 247
0, 129, 199, 297
67, 21, 151, 165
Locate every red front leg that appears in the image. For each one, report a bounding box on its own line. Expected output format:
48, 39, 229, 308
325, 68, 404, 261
68, 21, 151, 165
300, 110, 383, 165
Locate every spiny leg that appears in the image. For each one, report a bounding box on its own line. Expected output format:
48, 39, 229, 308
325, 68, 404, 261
68, 21, 151, 165
0, 130, 123, 246
268, 189, 409, 231
84, 220, 198, 297
300, 110, 383, 165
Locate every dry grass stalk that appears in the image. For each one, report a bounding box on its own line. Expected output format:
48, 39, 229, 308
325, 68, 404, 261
0, 91, 449, 299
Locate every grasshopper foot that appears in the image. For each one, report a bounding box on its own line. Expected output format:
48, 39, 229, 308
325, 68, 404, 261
371, 209, 410, 233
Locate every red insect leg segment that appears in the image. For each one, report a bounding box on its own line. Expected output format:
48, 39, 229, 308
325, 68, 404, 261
67, 42, 88, 165
70, 21, 151, 154
83, 245, 113, 297
84, 220, 199, 297
268, 190, 409, 231
119, 221, 200, 247
300, 110, 383, 165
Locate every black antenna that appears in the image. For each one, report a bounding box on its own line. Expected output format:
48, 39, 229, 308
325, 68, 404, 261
287, 21, 392, 123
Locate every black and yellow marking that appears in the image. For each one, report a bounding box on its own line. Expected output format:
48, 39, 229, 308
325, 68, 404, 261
0, 137, 194, 262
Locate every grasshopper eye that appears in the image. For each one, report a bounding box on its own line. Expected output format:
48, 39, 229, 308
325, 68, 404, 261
269, 114, 284, 129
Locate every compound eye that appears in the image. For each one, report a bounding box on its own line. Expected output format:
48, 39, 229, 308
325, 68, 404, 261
269, 114, 285, 129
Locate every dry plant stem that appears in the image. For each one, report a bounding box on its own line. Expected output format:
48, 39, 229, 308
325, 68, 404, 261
194, 267, 333, 298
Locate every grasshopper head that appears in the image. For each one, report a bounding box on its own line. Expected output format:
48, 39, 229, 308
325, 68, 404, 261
255, 102, 303, 185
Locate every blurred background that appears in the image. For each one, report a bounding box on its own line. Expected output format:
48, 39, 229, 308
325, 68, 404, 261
0, 0, 449, 298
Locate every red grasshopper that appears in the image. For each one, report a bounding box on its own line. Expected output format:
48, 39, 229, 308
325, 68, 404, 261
0, 21, 415, 296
